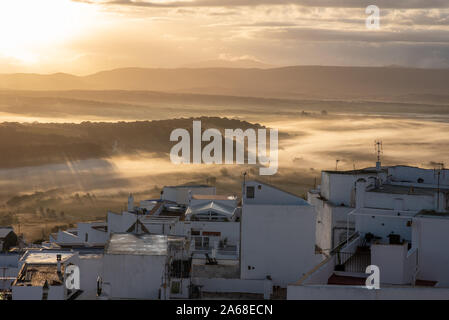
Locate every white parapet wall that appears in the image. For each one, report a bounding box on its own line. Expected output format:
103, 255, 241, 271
287, 284, 449, 300
192, 277, 272, 298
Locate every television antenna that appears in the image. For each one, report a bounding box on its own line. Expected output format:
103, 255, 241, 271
434, 162, 445, 211
374, 140, 383, 163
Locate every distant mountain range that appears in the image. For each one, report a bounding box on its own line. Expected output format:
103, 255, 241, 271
1, 66, 449, 101
181, 58, 275, 69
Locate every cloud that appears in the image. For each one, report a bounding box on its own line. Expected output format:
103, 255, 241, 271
72, 0, 449, 9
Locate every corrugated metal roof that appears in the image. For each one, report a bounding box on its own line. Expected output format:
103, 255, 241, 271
106, 233, 169, 256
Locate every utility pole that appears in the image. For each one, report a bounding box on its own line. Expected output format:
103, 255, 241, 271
435, 163, 445, 211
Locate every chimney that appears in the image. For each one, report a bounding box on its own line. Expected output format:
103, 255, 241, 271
56, 254, 62, 274
355, 178, 367, 209
42, 280, 49, 300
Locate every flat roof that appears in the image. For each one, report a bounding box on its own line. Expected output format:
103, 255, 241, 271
369, 184, 439, 196
323, 168, 386, 175
164, 184, 213, 189
192, 194, 236, 200
22, 251, 74, 264
351, 207, 417, 218
416, 210, 449, 219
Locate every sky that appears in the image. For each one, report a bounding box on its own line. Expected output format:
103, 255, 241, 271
0, 0, 448, 74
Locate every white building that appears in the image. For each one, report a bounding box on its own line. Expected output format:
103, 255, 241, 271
102, 233, 190, 299
309, 167, 387, 253
12, 250, 81, 300
108, 189, 241, 262
50, 222, 108, 248
0, 253, 20, 292
240, 180, 321, 287
288, 165, 449, 300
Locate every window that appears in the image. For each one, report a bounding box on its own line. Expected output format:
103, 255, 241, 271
194, 236, 211, 249
171, 281, 181, 294
194, 236, 202, 248
191, 230, 200, 236
85, 233, 88, 242
203, 237, 209, 249
246, 186, 255, 199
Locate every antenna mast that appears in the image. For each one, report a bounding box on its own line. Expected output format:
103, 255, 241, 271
374, 140, 383, 171
434, 162, 445, 211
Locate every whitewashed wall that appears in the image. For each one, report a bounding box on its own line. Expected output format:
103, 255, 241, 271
192, 277, 270, 295
12, 285, 64, 300
78, 254, 104, 299
103, 253, 166, 299
413, 216, 449, 286
355, 214, 412, 242
241, 204, 321, 287
364, 192, 434, 211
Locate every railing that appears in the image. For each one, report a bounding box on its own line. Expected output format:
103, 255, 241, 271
170, 259, 191, 278
193, 245, 239, 259
335, 251, 371, 273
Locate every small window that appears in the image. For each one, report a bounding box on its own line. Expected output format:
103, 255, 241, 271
85, 233, 88, 242
246, 186, 255, 199
194, 236, 202, 248
171, 281, 181, 294
203, 237, 209, 249
258, 185, 262, 190
191, 230, 200, 236
417, 178, 424, 183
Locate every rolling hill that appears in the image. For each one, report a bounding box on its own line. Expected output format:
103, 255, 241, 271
1, 66, 449, 101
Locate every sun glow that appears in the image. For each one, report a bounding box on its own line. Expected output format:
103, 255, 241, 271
0, 0, 97, 65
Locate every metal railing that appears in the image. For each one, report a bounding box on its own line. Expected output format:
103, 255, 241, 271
335, 251, 371, 273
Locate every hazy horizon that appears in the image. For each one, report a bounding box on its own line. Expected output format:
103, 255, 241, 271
1, 0, 449, 75
1, 0, 449, 242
